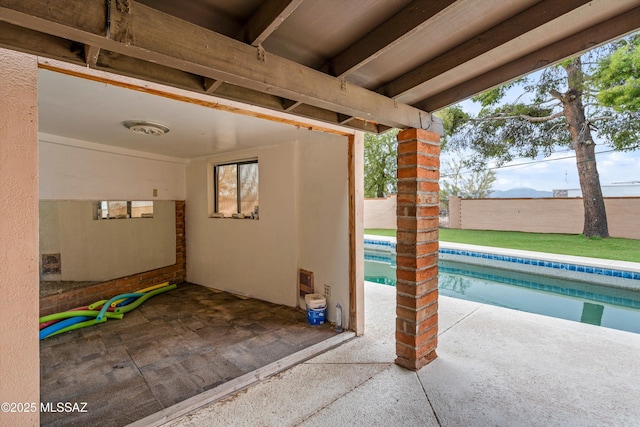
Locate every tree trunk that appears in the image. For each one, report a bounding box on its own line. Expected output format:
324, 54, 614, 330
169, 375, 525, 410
561, 58, 609, 238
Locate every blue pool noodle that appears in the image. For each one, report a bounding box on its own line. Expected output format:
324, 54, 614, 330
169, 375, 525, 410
97, 293, 143, 320
116, 297, 138, 307
39, 316, 93, 340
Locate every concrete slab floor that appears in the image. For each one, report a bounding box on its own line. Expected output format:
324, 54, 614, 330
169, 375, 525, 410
166, 282, 640, 427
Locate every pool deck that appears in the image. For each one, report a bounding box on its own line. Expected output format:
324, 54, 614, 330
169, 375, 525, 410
164, 280, 640, 426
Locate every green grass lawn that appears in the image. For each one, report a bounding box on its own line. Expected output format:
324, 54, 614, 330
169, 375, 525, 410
364, 228, 640, 263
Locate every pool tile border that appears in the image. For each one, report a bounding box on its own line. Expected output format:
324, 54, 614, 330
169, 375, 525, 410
438, 248, 640, 281
364, 237, 640, 282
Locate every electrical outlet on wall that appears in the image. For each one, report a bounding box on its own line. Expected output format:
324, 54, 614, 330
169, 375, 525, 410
324, 284, 331, 297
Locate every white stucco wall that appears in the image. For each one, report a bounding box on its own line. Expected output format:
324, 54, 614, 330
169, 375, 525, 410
186, 130, 351, 313
39, 136, 186, 200
0, 48, 40, 426
297, 135, 350, 324
186, 142, 298, 305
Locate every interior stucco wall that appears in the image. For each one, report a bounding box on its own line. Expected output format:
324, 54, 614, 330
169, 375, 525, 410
39, 138, 186, 200
186, 142, 299, 306
0, 48, 40, 425
297, 134, 350, 324
39, 200, 176, 281
186, 130, 350, 311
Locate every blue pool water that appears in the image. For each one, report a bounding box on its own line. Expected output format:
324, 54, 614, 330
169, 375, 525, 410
365, 251, 640, 334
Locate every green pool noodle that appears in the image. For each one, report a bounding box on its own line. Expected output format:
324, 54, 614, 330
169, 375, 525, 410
39, 310, 123, 324
110, 282, 170, 307
89, 300, 108, 310
114, 284, 177, 314
44, 317, 107, 339
97, 293, 145, 320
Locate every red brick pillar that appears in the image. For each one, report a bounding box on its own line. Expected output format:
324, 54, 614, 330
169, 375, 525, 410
395, 128, 440, 371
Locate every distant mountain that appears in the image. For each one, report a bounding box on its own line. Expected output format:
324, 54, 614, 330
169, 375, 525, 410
490, 187, 553, 198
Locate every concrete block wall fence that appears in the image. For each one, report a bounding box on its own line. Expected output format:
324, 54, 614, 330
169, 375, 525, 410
446, 196, 640, 239
364, 194, 640, 239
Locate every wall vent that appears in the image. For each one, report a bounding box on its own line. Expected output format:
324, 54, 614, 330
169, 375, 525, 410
299, 269, 314, 296
42, 253, 61, 275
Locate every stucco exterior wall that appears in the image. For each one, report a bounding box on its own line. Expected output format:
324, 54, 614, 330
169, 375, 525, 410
0, 48, 40, 425
449, 197, 640, 239
364, 195, 397, 229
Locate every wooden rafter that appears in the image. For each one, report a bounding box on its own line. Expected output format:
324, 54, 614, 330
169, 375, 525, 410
83, 44, 100, 68
322, 0, 455, 78
0, 0, 440, 134
413, 5, 640, 111
203, 77, 223, 94
377, 0, 592, 99
237, 0, 304, 46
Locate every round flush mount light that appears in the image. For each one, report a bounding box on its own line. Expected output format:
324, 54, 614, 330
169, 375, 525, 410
122, 120, 170, 136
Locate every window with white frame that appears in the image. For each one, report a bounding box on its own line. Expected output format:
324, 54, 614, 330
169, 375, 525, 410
214, 160, 259, 218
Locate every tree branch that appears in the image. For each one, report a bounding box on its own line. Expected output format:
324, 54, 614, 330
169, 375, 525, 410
471, 111, 564, 123
589, 115, 615, 122
549, 89, 564, 101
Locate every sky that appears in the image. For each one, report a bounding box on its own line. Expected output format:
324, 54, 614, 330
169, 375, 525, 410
486, 148, 640, 192
446, 96, 640, 193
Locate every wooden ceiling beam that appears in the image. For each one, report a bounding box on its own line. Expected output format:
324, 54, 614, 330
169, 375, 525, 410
413, 6, 640, 112
323, 0, 455, 78
238, 0, 304, 46
0, 0, 440, 133
83, 44, 100, 68
0, 21, 85, 65
377, 0, 592, 99
203, 77, 223, 94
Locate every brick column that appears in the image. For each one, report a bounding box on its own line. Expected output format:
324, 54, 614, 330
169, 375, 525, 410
395, 128, 440, 371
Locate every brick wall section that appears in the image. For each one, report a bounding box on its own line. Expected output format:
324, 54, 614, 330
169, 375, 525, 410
40, 201, 186, 316
395, 128, 440, 371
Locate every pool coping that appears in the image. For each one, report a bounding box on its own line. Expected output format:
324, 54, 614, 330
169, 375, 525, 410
364, 234, 640, 287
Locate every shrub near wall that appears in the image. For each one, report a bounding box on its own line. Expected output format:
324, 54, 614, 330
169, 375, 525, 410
448, 196, 640, 239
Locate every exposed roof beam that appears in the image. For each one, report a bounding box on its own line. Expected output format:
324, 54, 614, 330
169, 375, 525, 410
323, 0, 455, 78
203, 77, 223, 94
377, 0, 592, 99
413, 6, 640, 111
0, 0, 440, 133
83, 44, 100, 67
281, 99, 302, 111
0, 21, 84, 64
238, 0, 304, 46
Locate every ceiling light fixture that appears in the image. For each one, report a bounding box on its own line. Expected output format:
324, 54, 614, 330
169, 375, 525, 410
122, 120, 170, 136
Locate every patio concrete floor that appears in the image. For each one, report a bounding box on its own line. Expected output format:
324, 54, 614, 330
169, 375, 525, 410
162, 281, 640, 427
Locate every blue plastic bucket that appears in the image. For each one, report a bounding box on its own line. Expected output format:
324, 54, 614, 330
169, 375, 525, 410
306, 306, 326, 325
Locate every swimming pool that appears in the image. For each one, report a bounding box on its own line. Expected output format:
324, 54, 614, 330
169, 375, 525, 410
365, 251, 640, 334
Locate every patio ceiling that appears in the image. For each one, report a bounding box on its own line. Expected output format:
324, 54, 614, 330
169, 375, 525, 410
1, 0, 639, 134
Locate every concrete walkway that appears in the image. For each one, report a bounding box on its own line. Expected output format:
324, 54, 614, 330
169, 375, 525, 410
164, 281, 640, 426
